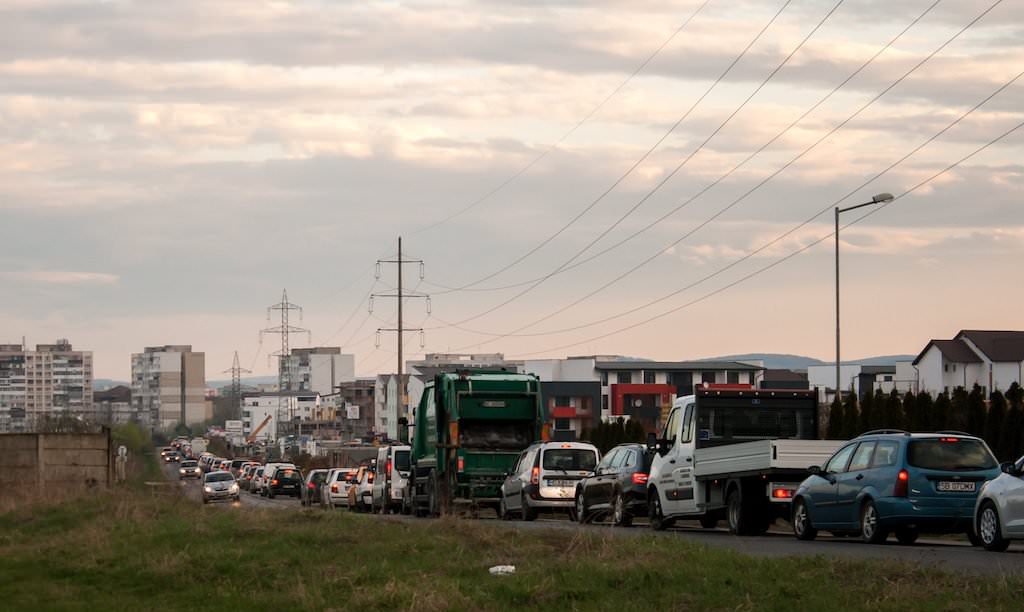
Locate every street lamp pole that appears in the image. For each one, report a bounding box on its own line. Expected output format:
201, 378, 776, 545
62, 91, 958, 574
835, 193, 894, 404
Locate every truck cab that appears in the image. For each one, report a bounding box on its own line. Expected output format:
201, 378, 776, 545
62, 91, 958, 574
648, 387, 840, 534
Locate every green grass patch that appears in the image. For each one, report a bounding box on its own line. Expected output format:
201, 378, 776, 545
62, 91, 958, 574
0, 490, 1021, 611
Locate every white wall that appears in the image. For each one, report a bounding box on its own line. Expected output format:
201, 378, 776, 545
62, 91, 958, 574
993, 362, 1023, 393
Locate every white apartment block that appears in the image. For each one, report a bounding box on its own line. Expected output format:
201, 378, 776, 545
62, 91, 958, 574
241, 392, 323, 442
0, 339, 93, 433
131, 345, 206, 430
281, 347, 354, 395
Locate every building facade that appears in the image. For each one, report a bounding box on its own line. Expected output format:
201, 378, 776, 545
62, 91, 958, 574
913, 330, 1024, 396
329, 378, 376, 441
93, 385, 134, 425
280, 347, 354, 395
241, 392, 324, 443
0, 340, 93, 432
131, 345, 206, 430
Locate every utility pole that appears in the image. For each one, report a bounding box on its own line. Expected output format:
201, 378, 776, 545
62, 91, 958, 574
372, 237, 430, 428
221, 351, 252, 420
260, 290, 310, 441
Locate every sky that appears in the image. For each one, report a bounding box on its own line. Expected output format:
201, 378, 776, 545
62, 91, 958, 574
1, 0, 1022, 380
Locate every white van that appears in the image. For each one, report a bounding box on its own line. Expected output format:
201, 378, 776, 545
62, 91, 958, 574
499, 441, 600, 521
371, 445, 411, 514
256, 462, 295, 496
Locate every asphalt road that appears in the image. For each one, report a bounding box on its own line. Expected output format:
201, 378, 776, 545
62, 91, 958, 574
162, 459, 1024, 576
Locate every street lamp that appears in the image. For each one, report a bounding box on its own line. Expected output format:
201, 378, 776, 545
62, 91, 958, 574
835, 193, 894, 403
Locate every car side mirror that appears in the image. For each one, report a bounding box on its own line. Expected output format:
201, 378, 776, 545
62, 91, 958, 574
808, 465, 822, 476
646, 432, 657, 450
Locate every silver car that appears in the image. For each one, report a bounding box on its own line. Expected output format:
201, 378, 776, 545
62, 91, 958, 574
202, 471, 240, 504
974, 455, 1024, 551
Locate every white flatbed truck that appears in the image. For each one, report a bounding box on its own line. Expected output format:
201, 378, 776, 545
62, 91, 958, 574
648, 386, 842, 534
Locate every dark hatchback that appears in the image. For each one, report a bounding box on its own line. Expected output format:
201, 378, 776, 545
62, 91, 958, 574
267, 467, 304, 499
575, 443, 652, 526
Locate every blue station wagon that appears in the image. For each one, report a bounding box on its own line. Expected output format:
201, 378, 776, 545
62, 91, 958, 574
791, 431, 1001, 544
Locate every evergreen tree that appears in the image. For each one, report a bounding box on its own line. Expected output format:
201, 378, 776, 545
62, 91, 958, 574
826, 397, 843, 439
966, 384, 986, 437
859, 389, 875, 434
872, 389, 887, 430
933, 392, 951, 432
841, 392, 859, 439
1000, 383, 1023, 461
948, 387, 969, 432
883, 389, 903, 429
985, 391, 1007, 459
902, 391, 917, 432
914, 392, 934, 432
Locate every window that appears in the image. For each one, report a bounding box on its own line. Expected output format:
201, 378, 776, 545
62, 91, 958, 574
825, 444, 857, 474
848, 442, 876, 472
610, 450, 628, 469
883, 375, 893, 382
944, 364, 949, 372
601, 395, 609, 412
616, 372, 632, 385
681, 405, 695, 443
870, 441, 899, 467
662, 407, 680, 444
598, 448, 619, 471
554, 418, 570, 431
907, 439, 997, 471
727, 371, 740, 385
701, 372, 716, 385
671, 372, 694, 395
555, 396, 571, 407
622, 450, 636, 468
601, 371, 608, 386
643, 371, 655, 384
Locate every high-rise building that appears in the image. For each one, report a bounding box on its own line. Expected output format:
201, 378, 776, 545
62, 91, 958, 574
0, 339, 93, 432
131, 345, 206, 430
280, 347, 354, 396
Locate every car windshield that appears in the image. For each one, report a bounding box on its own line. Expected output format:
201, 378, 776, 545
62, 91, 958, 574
207, 473, 234, 483
394, 451, 411, 472
907, 438, 997, 471
543, 449, 597, 471
181, 461, 197, 467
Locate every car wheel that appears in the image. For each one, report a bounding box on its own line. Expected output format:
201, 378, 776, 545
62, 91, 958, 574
649, 489, 668, 531
978, 502, 1011, 552
895, 527, 919, 546
202, 497, 208, 505
575, 491, 588, 525
612, 492, 632, 528
268, 490, 275, 499
521, 493, 537, 522
499, 496, 511, 521
792, 499, 817, 541
859, 500, 888, 544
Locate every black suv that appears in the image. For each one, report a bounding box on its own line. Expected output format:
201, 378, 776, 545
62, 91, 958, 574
575, 443, 653, 526
266, 467, 304, 499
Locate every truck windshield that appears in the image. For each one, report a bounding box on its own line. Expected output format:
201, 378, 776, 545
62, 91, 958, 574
459, 420, 533, 450
394, 450, 411, 472
543, 449, 597, 471
907, 439, 997, 471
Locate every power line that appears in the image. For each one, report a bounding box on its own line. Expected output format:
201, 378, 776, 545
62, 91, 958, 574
509, 114, 1024, 359
408, 0, 713, 236
433, 0, 792, 295
437, 0, 1003, 346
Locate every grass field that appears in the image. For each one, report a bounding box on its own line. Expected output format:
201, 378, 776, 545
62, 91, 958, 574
1, 482, 1023, 612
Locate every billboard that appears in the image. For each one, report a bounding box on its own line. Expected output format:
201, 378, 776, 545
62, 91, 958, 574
346, 405, 360, 420
225, 419, 243, 434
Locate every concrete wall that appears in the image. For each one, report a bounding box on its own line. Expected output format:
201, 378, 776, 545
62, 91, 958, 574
0, 432, 111, 489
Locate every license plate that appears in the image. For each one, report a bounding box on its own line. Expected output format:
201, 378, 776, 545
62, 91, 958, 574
548, 480, 574, 487
937, 481, 975, 492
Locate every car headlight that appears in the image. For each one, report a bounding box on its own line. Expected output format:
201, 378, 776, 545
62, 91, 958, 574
179, 468, 185, 473
204, 486, 213, 493
230, 484, 239, 493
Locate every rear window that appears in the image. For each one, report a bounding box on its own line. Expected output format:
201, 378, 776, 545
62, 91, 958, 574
275, 469, 302, 482
542, 449, 597, 471
207, 472, 234, 483
907, 439, 997, 471
394, 451, 411, 472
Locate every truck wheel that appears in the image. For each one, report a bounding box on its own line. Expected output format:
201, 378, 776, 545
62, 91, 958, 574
728, 482, 769, 536
792, 499, 817, 541
895, 527, 919, 546
648, 489, 670, 531
699, 515, 719, 529
427, 472, 440, 517
521, 493, 537, 521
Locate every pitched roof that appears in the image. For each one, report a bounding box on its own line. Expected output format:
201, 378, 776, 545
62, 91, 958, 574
958, 330, 1024, 363
912, 339, 982, 366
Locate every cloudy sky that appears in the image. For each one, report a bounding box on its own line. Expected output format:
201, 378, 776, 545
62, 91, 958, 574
2, 0, 1022, 380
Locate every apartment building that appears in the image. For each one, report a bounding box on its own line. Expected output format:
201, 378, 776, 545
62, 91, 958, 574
280, 347, 355, 395
0, 339, 93, 432
131, 345, 206, 430
93, 385, 134, 425
330, 378, 376, 441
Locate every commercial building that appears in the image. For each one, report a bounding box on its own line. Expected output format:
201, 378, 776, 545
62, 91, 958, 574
131, 345, 206, 430
912, 330, 1024, 396
280, 347, 354, 395
328, 378, 376, 441
241, 391, 323, 443
93, 385, 134, 425
0, 339, 93, 432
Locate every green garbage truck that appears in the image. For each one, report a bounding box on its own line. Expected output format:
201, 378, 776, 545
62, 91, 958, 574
402, 371, 543, 517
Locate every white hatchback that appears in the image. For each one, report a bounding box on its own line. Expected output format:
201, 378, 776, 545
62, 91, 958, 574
975, 454, 1024, 551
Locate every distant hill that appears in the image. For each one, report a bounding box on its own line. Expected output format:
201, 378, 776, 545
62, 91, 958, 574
701, 353, 916, 370
206, 375, 280, 389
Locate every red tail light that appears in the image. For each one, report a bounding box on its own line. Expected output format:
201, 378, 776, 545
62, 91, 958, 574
307, 483, 315, 489
530, 466, 539, 486
271, 479, 279, 486
331, 484, 338, 493
772, 488, 793, 499
631, 472, 649, 485
894, 469, 909, 497
457, 457, 465, 472
368, 473, 374, 483
939, 437, 959, 443
386, 460, 392, 474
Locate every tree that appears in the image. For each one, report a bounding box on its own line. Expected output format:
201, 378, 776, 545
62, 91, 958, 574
913, 392, 934, 432
902, 391, 917, 433
883, 389, 903, 430
948, 387, 969, 432
985, 391, 1007, 459
840, 392, 859, 439
871, 389, 887, 430
1000, 383, 1024, 461
859, 389, 875, 435
966, 384, 986, 437
826, 397, 843, 439
932, 392, 951, 432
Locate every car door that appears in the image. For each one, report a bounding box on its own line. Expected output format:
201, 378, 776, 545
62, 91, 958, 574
670, 404, 698, 515
506, 449, 531, 510
834, 442, 876, 527
1005, 458, 1024, 536
806, 442, 857, 527
585, 449, 617, 510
